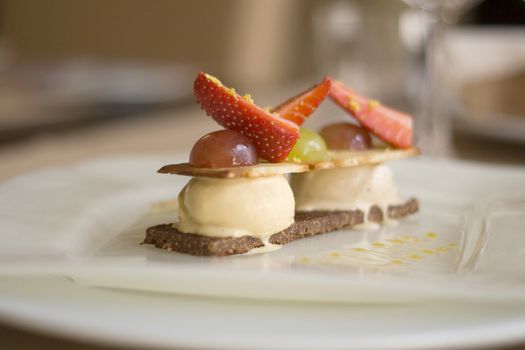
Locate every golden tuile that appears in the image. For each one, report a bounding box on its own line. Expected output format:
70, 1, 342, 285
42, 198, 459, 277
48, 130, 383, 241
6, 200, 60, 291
158, 147, 420, 179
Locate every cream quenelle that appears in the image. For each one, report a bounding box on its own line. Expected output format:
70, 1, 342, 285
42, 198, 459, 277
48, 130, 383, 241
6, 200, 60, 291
290, 164, 399, 214
176, 175, 295, 238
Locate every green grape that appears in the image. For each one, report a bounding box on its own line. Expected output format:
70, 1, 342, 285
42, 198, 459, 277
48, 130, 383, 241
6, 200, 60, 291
286, 128, 329, 163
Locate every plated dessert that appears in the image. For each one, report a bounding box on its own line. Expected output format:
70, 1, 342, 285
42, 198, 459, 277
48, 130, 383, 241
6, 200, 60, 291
143, 72, 420, 256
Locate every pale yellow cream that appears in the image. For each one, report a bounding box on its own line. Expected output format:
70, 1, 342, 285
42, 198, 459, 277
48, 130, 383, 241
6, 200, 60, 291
290, 164, 399, 213
176, 175, 295, 238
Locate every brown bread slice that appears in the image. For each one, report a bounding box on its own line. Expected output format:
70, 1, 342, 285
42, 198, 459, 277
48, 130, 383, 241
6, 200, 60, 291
143, 198, 419, 256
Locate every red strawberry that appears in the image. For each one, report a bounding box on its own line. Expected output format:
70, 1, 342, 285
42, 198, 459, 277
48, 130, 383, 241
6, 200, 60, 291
271, 77, 331, 125
194, 72, 300, 162
328, 78, 413, 149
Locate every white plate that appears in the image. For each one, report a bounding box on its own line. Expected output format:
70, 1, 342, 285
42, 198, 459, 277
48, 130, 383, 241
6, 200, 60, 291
2, 275, 525, 350
1, 155, 525, 349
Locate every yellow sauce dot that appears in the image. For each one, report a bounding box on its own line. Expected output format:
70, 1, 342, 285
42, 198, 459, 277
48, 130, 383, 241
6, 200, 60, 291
298, 257, 310, 263
371, 242, 386, 247
409, 254, 423, 261
329, 252, 341, 258
448, 243, 458, 248
352, 247, 368, 252
421, 249, 435, 255
387, 239, 404, 245
391, 259, 404, 265
426, 232, 438, 239
435, 247, 449, 252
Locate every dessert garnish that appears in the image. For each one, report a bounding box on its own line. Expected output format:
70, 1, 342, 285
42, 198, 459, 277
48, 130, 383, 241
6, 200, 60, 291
328, 77, 413, 149
271, 77, 331, 125
193, 72, 300, 162
143, 72, 420, 256
189, 130, 258, 168
319, 122, 372, 151
286, 128, 329, 163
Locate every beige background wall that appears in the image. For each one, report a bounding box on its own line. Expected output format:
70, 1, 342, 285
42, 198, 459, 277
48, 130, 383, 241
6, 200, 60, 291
1, 0, 405, 88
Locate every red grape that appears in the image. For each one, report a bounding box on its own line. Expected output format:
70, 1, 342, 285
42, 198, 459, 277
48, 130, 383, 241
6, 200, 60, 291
319, 122, 372, 150
190, 130, 258, 168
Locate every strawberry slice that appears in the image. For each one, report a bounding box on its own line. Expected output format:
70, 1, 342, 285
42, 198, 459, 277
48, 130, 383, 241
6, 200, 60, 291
194, 72, 300, 162
328, 77, 413, 149
271, 77, 331, 125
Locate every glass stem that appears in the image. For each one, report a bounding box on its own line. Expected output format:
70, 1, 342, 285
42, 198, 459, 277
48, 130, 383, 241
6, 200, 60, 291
419, 9, 451, 156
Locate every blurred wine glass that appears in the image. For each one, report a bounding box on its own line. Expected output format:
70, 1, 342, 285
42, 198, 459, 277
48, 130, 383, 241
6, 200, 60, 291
312, 0, 409, 102
401, 0, 482, 156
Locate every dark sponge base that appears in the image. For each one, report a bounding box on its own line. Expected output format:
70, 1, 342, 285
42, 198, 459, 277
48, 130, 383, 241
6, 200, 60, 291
143, 198, 419, 256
